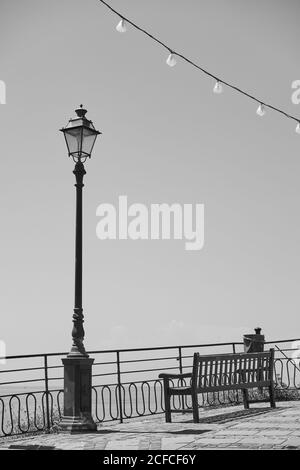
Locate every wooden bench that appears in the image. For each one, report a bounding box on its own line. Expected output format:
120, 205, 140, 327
159, 349, 276, 423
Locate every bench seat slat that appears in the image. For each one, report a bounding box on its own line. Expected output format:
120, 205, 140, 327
195, 381, 271, 393
168, 381, 271, 395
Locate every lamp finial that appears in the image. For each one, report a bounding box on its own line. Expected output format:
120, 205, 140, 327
75, 105, 87, 118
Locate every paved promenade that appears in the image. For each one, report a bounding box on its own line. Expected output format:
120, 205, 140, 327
1, 401, 300, 450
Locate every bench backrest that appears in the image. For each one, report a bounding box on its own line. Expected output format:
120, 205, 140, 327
192, 349, 274, 391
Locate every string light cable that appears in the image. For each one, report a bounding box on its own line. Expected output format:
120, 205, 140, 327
98, 0, 300, 132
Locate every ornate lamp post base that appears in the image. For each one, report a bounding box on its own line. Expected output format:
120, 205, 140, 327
59, 357, 97, 433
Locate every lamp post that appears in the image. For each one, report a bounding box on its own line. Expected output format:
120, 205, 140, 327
59, 105, 101, 432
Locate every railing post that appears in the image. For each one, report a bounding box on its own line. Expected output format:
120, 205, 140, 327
116, 351, 123, 424
232, 343, 236, 354
44, 355, 51, 431
178, 347, 183, 375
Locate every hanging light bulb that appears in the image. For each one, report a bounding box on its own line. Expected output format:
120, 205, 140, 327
116, 18, 127, 33
213, 81, 223, 94
166, 52, 177, 67
296, 122, 300, 134
256, 103, 266, 117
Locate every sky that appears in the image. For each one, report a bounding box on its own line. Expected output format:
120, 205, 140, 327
1, 0, 300, 356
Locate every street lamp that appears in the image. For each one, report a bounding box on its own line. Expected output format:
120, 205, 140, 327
59, 105, 101, 432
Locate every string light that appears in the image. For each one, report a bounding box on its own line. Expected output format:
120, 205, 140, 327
296, 122, 300, 134
116, 18, 127, 32
166, 52, 177, 67
100, 0, 300, 132
256, 103, 266, 117
213, 81, 223, 94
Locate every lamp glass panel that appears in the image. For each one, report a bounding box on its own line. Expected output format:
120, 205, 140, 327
81, 127, 98, 156
64, 127, 83, 156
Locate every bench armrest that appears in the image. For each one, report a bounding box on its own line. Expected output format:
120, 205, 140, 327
159, 373, 192, 380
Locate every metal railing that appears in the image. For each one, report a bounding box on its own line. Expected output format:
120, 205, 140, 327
0, 338, 300, 437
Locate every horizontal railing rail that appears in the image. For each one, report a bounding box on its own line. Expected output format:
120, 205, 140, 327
1, 338, 300, 437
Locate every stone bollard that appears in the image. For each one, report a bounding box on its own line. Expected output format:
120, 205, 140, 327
243, 327, 265, 353
243, 327, 265, 394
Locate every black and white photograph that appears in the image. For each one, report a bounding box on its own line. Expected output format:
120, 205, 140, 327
1, 0, 300, 457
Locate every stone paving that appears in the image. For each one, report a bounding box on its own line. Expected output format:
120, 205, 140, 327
1, 401, 300, 450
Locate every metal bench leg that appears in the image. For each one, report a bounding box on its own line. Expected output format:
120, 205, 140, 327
163, 378, 172, 422
192, 391, 199, 423
269, 384, 276, 408
242, 388, 249, 409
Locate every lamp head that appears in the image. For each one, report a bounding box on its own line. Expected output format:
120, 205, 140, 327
60, 105, 101, 162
